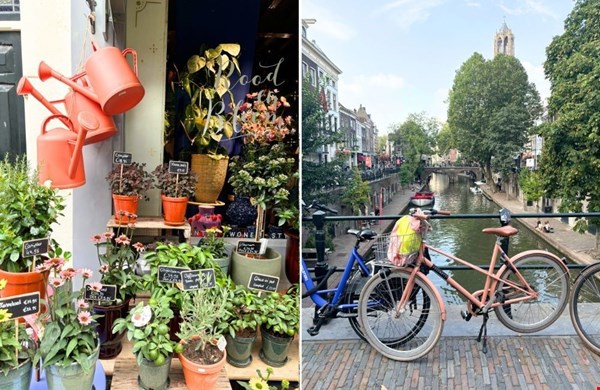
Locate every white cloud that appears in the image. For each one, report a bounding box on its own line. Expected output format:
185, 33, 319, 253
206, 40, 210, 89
465, 1, 481, 7
522, 60, 550, 105
495, 0, 559, 20
303, 1, 356, 41
432, 88, 449, 123
371, 0, 446, 30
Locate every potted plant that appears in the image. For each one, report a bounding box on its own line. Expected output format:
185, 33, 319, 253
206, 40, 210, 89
0, 155, 65, 299
223, 282, 263, 367
197, 226, 234, 275
90, 226, 144, 359
237, 368, 294, 390
33, 262, 100, 389
142, 242, 226, 341
106, 161, 153, 225
151, 163, 198, 226
0, 279, 35, 389
176, 284, 229, 390
259, 284, 299, 367
112, 296, 179, 390
180, 43, 240, 203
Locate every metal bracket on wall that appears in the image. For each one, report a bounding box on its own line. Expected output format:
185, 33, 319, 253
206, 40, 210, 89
86, 0, 97, 34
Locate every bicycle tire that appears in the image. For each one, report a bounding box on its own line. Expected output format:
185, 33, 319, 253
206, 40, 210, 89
495, 251, 569, 333
570, 262, 600, 355
342, 264, 372, 341
358, 268, 443, 361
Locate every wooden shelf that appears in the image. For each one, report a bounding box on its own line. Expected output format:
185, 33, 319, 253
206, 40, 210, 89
107, 216, 191, 242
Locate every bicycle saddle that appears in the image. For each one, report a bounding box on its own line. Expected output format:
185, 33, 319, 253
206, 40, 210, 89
481, 225, 518, 237
347, 228, 377, 241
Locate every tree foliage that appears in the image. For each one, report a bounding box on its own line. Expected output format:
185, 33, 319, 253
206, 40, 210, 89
341, 168, 371, 215
301, 80, 344, 202
388, 112, 439, 182
447, 53, 542, 187
540, 0, 600, 229
518, 169, 544, 203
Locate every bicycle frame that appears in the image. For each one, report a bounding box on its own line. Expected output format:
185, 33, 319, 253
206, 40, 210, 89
396, 237, 543, 316
302, 246, 371, 310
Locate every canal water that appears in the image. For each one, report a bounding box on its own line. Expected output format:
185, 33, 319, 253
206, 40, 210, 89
423, 173, 565, 304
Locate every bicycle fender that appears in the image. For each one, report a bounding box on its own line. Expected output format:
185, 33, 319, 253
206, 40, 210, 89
498, 249, 570, 277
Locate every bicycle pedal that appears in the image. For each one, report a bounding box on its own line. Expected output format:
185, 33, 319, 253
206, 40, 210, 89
461, 310, 472, 322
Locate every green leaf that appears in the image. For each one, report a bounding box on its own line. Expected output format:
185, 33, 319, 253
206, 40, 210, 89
65, 338, 78, 357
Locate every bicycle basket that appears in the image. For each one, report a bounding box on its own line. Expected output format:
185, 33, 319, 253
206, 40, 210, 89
378, 215, 423, 267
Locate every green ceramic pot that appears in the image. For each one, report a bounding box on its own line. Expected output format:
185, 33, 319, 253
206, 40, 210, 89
225, 332, 256, 368
138, 356, 172, 390
46, 342, 100, 390
231, 248, 281, 289
0, 358, 32, 390
259, 325, 293, 367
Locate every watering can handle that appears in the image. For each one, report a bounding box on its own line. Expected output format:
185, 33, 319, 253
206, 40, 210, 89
121, 48, 139, 76
42, 114, 73, 135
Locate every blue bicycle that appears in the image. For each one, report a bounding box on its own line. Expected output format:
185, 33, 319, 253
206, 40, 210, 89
301, 201, 377, 339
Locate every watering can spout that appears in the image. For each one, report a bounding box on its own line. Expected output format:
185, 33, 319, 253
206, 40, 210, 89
38, 61, 100, 105
17, 76, 66, 120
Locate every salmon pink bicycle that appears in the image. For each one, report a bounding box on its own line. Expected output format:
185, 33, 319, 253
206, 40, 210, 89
357, 208, 570, 361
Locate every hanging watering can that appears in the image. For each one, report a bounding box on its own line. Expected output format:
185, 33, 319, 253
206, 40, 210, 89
18, 76, 117, 145
38, 42, 144, 116
37, 113, 98, 189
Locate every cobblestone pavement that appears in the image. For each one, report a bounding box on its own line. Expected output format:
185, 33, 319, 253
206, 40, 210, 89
301, 181, 600, 389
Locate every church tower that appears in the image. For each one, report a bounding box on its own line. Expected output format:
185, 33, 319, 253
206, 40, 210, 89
494, 21, 514, 57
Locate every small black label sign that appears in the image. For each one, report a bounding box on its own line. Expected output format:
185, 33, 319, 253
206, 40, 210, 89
236, 241, 262, 255
248, 273, 279, 292
22, 238, 49, 257
84, 284, 118, 302
0, 292, 40, 320
113, 151, 133, 165
181, 269, 216, 291
158, 266, 189, 283
168, 161, 189, 175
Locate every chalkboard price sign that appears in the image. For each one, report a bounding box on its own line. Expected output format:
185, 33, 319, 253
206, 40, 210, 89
168, 161, 189, 175
181, 269, 216, 291
113, 151, 133, 165
0, 292, 40, 320
22, 237, 49, 257
158, 266, 189, 283
236, 240, 263, 255
248, 273, 279, 292
84, 284, 118, 302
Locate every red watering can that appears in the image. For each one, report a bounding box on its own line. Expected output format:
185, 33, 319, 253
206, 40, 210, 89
38, 42, 144, 115
17, 76, 117, 145
37, 113, 98, 189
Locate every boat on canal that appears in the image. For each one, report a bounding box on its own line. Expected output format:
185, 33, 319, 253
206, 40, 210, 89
410, 191, 435, 207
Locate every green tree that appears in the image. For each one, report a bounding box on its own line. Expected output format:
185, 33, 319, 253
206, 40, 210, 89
341, 168, 370, 215
388, 112, 439, 183
301, 79, 344, 203
436, 123, 455, 157
447, 53, 542, 189
540, 0, 600, 240
518, 169, 544, 206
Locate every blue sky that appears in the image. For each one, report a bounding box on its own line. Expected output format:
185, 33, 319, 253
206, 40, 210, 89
302, 0, 575, 135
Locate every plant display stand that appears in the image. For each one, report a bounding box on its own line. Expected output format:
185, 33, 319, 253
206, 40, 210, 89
107, 216, 191, 243
110, 354, 232, 389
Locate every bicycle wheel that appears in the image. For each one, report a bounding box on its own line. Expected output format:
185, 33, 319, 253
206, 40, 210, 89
342, 263, 373, 341
495, 251, 569, 333
570, 262, 600, 355
358, 268, 443, 361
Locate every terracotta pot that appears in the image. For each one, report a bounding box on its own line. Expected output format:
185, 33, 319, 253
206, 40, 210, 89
178, 339, 226, 390
161, 195, 188, 226
0, 269, 47, 301
112, 194, 139, 224
93, 298, 131, 359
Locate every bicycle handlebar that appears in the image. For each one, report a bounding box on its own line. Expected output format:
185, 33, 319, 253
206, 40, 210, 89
408, 208, 451, 218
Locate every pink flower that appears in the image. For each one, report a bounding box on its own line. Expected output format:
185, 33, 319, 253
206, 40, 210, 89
102, 232, 115, 240
90, 234, 103, 244
77, 311, 92, 326
80, 268, 93, 279
60, 268, 77, 280
115, 234, 130, 246
88, 282, 103, 292
50, 277, 64, 288
132, 242, 145, 252
44, 257, 65, 270
76, 299, 89, 310
99, 264, 109, 274
35, 264, 50, 273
